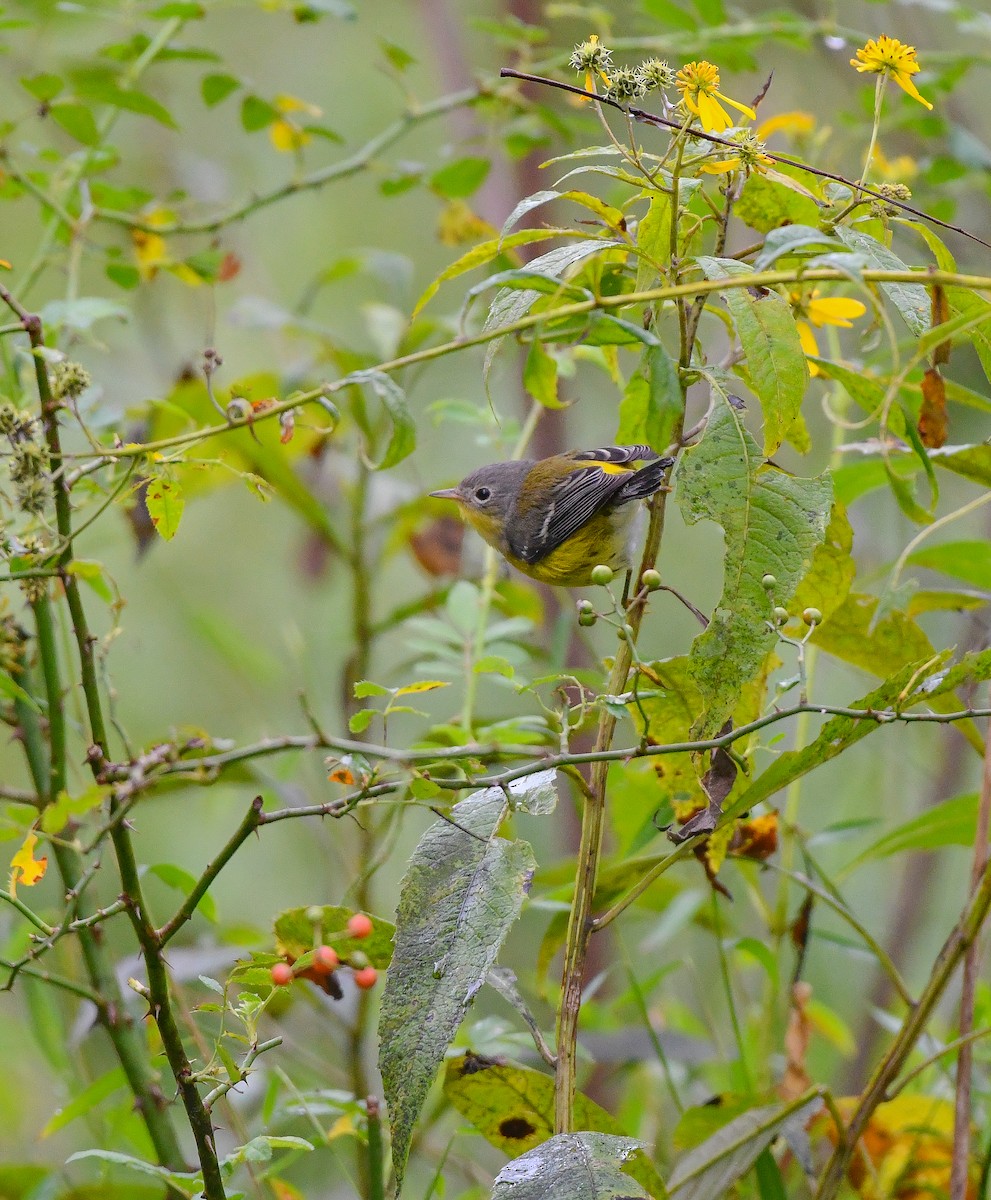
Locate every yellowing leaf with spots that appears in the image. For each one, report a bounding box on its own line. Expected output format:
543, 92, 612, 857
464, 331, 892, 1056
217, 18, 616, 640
145, 475, 184, 541
443, 1053, 665, 1198
9, 831, 47, 895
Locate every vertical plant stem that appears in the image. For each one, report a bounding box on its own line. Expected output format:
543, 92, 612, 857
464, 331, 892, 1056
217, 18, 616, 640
858, 75, 886, 189
950, 688, 991, 1199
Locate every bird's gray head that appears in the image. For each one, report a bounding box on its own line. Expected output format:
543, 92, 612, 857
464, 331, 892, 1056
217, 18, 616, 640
429, 460, 532, 521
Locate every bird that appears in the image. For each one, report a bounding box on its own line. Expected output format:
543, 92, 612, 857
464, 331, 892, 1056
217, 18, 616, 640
429, 444, 674, 587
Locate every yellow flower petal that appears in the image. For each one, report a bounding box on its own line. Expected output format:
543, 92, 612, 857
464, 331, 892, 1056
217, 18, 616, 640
806, 296, 867, 328
699, 156, 742, 174
892, 72, 933, 110
9, 831, 47, 896
757, 111, 815, 139
716, 91, 756, 121
796, 320, 821, 370
697, 91, 733, 133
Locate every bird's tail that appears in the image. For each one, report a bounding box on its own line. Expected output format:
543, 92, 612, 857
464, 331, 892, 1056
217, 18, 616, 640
616, 455, 675, 502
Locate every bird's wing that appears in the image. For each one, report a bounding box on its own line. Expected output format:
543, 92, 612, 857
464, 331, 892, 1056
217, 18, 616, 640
510, 463, 633, 564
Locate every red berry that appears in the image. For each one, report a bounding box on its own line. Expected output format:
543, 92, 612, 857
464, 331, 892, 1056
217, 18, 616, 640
313, 945, 339, 973
270, 962, 293, 986
353, 966, 378, 990
347, 913, 374, 939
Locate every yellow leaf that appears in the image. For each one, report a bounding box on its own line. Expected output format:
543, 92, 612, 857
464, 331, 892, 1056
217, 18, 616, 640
394, 680, 450, 697
327, 1114, 356, 1140
9, 830, 47, 895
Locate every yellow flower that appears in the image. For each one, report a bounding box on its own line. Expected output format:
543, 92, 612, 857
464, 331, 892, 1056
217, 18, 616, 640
269, 93, 322, 153
9, 830, 47, 896
791, 291, 867, 375
850, 35, 933, 110
756, 111, 815, 140
871, 144, 919, 181
676, 60, 756, 133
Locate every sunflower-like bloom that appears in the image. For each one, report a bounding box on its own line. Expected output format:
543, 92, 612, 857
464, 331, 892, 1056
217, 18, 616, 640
570, 34, 613, 97
850, 35, 933, 110
791, 291, 867, 375
676, 60, 756, 133
699, 130, 771, 176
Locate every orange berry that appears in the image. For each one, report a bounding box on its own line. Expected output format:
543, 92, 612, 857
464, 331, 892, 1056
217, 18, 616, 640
347, 913, 374, 939
270, 962, 293, 986
313, 945, 339, 973
353, 966, 378, 989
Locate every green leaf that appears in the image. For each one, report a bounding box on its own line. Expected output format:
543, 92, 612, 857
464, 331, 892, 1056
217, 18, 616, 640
41, 1067, 127, 1138
74, 79, 178, 128
0, 669, 41, 712
67, 558, 114, 603
145, 474, 184, 541
790, 502, 856, 629
148, 862, 218, 923
21, 73, 63, 102
735, 172, 821, 235
202, 72, 240, 106
490, 1132, 650, 1200
930, 442, 991, 488
445, 1055, 664, 1198
241, 94, 278, 131
349, 370, 415, 470
380, 39, 416, 72
354, 680, 390, 698
907, 540, 991, 590
429, 156, 491, 200
40, 783, 111, 835
698, 257, 808, 454
274, 904, 394, 967
48, 101, 99, 145
634, 194, 671, 291
348, 709, 376, 733
617, 343, 683, 452
523, 339, 563, 408
677, 389, 831, 735
668, 1096, 821, 1199
752, 225, 842, 269
850, 792, 987, 869
150, 1, 205, 16
65, 1150, 198, 1188
835, 226, 929, 337
222, 1135, 313, 1167
40, 296, 129, 334
378, 786, 535, 1195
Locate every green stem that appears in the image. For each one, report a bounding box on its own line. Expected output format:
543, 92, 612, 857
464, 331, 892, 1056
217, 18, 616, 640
31, 595, 66, 800
858, 74, 886, 190
712, 893, 753, 1095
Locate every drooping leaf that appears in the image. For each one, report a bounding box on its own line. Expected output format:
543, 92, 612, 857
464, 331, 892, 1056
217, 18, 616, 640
907, 540, 991, 590
668, 1096, 821, 1199
677, 390, 831, 735
41, 1067, 128, 1139
490, 1132, 650, 1200
849, 792, 987, 869
378, 786, 537, 1195
444, 1054, 665, 1198
834, 226, 929, 337
697, 258, 808, 455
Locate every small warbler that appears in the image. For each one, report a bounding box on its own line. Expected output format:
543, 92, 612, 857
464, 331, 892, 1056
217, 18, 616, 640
429, 444, 674, 587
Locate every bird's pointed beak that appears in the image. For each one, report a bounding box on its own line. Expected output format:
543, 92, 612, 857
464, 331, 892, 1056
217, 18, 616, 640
429, 487, 462, 501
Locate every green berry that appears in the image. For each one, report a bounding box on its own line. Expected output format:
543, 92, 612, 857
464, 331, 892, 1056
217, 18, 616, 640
802, 607, 822, 626
616, 623, 635, 641
641, 568, 662, 590
772, 606, 789, 625
590, 564, 614, 586
578, 611, 597, 628
762, 573, 777, 590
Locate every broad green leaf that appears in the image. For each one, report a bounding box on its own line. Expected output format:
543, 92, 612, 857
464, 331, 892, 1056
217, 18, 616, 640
0, 1167, 50, 1200
617, 343, 683, 452
677, 390, 831, 735
790, 502, 856, 629
523, 339, 563, 408
274, 904, 394, 968
634, 194, 671, 291
668, 1096, 821, 1199
49, 101, 100, 145
697, 258, 808, 454
201, 72, 240, 106
353, 680, 390, 698
67, 558, 114, 603
41, 1066, 127, 1138
240, 94, 277, 131
752, 225, 842, 270
850, 792, 986, 870
378, 786, 536, 1195
349, 370, 414, 470
149, 862, 218, 923
144, 474, 184, 540
74, 79, 178, 128
444, 1055, 665, 1199
65, 1150, 197, 1188
490, 1132, 650, 1200
811, 592, 936, 681
907, 540, 991, 590
735, 170, 820, 234
930, 442, 991, 488
430, 156, 490, 200
222, 1135, 313, 1167
835, 226, 929, 337
21, 73, 63, 102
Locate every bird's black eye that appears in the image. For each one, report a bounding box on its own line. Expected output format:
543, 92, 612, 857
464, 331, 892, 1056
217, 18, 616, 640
474, 486, 491, 502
